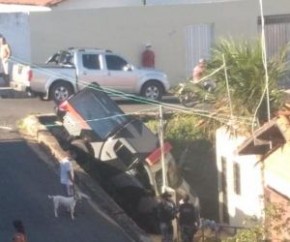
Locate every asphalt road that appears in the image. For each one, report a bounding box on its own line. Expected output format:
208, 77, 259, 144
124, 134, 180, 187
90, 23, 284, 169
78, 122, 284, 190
0, 128, 134, 242
0, 95, 179, 241
0, 94, 181, 241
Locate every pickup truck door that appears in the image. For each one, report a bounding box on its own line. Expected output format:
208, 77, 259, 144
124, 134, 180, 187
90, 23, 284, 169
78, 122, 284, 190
76, 53, 109, 90
103, 54, 138, 94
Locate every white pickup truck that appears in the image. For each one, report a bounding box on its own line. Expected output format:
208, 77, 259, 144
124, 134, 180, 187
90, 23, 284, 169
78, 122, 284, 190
11, 48, 170, 103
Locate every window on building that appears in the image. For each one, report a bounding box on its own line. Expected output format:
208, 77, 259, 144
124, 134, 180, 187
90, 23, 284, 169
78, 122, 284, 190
258, 14, 290, 59
184, 23, 214, 77
258, 14, 290, 89
82, 54, 100, 70
233, 162, 241, 195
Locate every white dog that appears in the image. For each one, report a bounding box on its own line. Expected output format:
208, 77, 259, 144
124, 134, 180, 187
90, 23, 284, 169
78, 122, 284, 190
48, 192, 90, 220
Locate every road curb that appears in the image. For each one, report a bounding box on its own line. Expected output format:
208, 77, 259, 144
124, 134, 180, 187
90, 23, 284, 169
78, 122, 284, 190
20, 114, 152, 242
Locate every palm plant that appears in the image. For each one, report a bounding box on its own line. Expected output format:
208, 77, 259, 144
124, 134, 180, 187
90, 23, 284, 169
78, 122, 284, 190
198, 37, 290, 135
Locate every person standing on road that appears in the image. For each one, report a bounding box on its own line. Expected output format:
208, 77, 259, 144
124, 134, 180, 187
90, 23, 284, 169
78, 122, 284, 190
12, 220, 28, 242
0, 35, 11, 86
178, 194, 200, 242
59, 150, 75, 196
156, 191, 177, 242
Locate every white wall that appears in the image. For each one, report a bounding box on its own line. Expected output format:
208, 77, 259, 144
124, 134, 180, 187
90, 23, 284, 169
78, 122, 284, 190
26, 0, 290, 86
216, 127, 264, 226
53, 0, 143, 10
53, 0, 240, 10
264, 142, 290, 198
0, 13, 31, 63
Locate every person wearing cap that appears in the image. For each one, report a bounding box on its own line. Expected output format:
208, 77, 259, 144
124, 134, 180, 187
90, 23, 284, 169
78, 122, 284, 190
178, 194, 199, 242
192, 59, 206, 84
141, 43, 155, 68
156, 191, 177, 242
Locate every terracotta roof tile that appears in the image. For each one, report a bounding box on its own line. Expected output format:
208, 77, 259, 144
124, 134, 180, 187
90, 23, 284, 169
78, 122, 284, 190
0, 0, 65, 6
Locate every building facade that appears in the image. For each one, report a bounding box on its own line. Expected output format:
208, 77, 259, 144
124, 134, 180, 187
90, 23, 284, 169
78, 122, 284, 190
0, 0, 290, 85
1, 0, 288, 87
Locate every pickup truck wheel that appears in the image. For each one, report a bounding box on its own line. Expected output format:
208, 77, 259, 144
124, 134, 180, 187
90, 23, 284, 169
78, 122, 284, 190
50, 82, 74, 103
141, 81, 163, 100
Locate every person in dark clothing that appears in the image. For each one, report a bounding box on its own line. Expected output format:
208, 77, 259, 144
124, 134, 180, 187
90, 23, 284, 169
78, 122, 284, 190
178, 194, 199, 242
156, 191, 176, 242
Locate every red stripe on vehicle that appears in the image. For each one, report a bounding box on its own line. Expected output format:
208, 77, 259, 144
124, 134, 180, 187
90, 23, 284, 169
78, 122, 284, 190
145, 142, 172, 166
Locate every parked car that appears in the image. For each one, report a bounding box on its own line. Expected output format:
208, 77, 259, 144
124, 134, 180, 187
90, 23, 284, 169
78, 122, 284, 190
10, 48, 170, 103
55, 83, 199, 231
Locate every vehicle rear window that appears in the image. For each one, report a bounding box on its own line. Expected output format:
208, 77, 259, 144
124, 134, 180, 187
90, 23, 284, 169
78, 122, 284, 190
82, 54, 100, 70
69, 86, 129, 140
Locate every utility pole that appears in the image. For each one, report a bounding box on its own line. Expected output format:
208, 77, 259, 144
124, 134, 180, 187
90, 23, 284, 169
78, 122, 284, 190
159, 105, 167, 192
259, 0, 269, 239
159, 105, 179, 241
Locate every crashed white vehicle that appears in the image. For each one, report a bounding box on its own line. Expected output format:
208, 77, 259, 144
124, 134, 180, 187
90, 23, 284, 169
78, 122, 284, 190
55, 83, 199, 232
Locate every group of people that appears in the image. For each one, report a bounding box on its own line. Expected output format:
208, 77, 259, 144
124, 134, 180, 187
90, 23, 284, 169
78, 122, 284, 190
157, 191, 200, 242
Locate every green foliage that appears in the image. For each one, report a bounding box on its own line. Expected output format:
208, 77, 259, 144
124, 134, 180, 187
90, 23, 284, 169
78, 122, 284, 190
222, 201, 290, 241
223, 223, 263, 242
146, 114, 206, 158
207, 37, 289, 126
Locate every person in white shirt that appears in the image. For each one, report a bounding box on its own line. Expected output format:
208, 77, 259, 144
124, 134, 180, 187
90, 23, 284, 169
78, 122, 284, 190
59, 150, 75, 196
0, 36, 11, 86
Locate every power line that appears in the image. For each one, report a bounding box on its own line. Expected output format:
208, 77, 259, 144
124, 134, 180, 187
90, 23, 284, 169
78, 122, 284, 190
9, 55, 254, 127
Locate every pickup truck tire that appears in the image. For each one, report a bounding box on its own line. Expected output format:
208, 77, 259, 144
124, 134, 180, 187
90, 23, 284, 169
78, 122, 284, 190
50, 81, 74, 103
141, 81, 164, 100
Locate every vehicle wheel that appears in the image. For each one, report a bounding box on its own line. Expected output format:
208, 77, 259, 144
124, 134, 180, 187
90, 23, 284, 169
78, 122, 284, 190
179, 91, 199, 107
50, 81, 74, 104
141, 81, 163, 100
